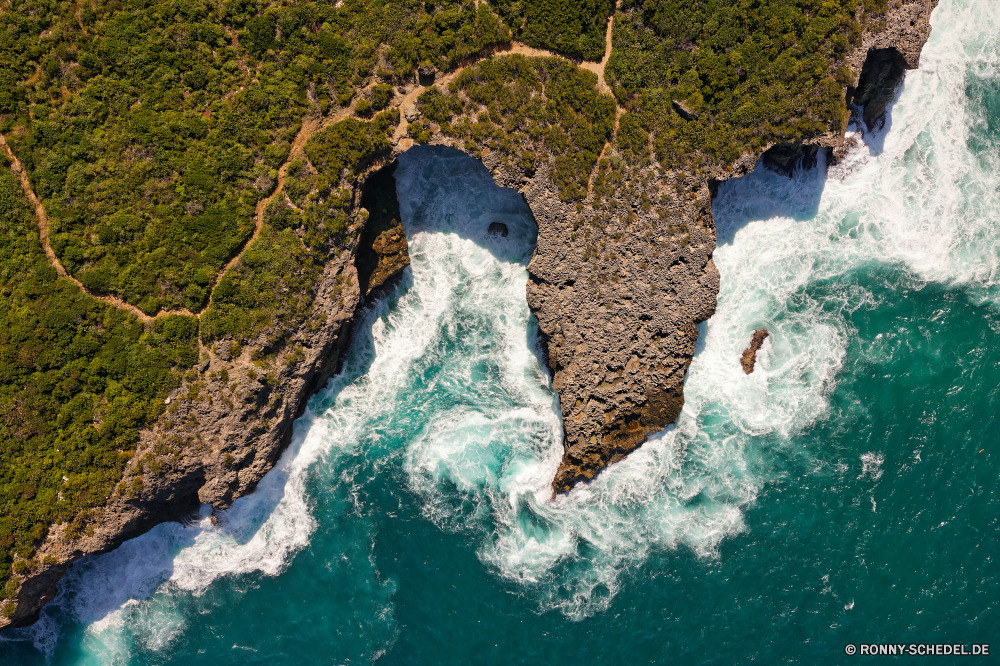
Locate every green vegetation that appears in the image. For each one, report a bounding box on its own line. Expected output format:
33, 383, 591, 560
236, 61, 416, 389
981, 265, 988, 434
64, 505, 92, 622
606, 0, 862, 167
2, 0, 308, 315
490, 0, 614, 61
0, 0, 511, 316
368, 84, 394, 112
0, 0, 510, 573
0, 0, 897, 592
201, 110, 397, 349
0, 160, 197, 591
235, 0, 511, 91
418, 55, 616, 201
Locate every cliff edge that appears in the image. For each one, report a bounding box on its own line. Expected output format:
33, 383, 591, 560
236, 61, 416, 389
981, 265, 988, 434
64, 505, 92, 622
1, 0, 938, 629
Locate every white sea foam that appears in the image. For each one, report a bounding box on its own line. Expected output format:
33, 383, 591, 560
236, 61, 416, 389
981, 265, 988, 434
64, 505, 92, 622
10, 2, 1000, 654
392, 148, 759, 618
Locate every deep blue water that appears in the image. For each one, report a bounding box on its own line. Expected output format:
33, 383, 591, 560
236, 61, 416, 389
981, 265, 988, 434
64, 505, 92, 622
2, 1, 999, 663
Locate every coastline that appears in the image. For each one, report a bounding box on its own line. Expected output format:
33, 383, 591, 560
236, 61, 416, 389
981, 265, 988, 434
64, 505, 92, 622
1, 0, 939, 629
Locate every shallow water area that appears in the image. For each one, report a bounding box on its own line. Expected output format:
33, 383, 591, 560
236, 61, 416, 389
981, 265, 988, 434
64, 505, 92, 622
2, 0, 1000, 662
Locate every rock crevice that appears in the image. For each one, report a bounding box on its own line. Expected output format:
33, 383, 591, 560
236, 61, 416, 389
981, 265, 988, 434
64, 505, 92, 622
356, 161, 411, 299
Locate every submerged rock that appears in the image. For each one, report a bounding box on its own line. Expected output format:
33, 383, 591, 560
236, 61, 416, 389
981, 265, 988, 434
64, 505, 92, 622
741, 330, 770, 375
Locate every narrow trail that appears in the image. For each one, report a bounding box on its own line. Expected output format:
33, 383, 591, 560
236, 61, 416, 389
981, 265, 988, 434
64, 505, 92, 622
0, 133, 195, 325
221, 115, 320, 279
580, 9, 617, 96
2, 16, 623, 329
394, 16, 621, 143
217, 101, 359, 281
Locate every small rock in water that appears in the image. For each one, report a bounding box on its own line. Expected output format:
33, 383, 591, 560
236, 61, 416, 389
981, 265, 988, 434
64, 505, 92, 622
487, 222, 508, 237
741, 329, 769, 374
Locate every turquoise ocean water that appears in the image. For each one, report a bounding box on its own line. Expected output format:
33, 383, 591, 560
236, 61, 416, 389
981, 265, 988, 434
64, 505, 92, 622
3, 0, 1000, 662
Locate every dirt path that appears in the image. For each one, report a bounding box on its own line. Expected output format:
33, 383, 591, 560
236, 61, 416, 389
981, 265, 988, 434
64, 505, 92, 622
580, 11, 616, 95
0, 102, 355, 324
221, 115, 320, 279
220, 92, 368, 280
393, 24, 621, 143
0, 133, 197, 325
2, 20, 622, 327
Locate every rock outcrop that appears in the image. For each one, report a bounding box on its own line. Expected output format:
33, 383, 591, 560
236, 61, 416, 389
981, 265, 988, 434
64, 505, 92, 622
356, 162, 410, 298
525, 0, 939, 491
851, 48, 910, 130
487, 222, 509, 237
741, 330, 770, 375
1, 0, 940, 628
845, 0, 939, 130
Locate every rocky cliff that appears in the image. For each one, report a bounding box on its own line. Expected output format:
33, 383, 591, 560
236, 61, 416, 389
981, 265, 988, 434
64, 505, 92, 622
2, 0, 938, 629
526, 0, 938, 491
1, 155, 410, 628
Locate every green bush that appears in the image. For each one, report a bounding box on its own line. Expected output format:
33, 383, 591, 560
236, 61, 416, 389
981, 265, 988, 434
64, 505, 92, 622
3, 0, 308, 315
0, 0, 510, 317
202, 109, 398, 348
355, 99, 373, 117
0, 167, 197, 587
490, 0, 614, 61
369, 84, 394, 111
606, 0, 862, 167
429, 55, 615, 201
417, 87, 466, 123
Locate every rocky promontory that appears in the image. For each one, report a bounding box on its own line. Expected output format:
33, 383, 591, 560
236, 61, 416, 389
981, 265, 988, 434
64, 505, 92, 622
1, 0, 938, 629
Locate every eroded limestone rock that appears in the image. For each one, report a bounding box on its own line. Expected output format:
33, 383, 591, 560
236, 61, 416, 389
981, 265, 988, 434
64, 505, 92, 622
741, 330, 770, 375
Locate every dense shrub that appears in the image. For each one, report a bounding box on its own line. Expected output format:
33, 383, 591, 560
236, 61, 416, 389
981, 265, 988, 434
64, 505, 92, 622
606, 0, 862, 166
417, 87, 466, 123
490, 0, 614, 61
0, 163, 197, 587
201, 109, 398, 347
0, 0, 510, 316
369, 84, 394, 111
426, 55, 615, 201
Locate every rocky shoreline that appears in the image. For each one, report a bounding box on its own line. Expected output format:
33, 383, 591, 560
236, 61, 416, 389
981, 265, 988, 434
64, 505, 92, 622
2, 0, 938, 629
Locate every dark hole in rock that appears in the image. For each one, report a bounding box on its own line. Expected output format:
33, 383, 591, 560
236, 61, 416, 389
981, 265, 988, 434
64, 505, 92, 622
487, 222, 508, 237
671, 99, 698, 121
762, 143, 821, 177
417, 65, 437, 86
850, 47, 908, 131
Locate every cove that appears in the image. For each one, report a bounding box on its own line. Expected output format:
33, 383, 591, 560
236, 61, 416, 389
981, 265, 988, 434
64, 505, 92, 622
2, 0, 1000, 662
